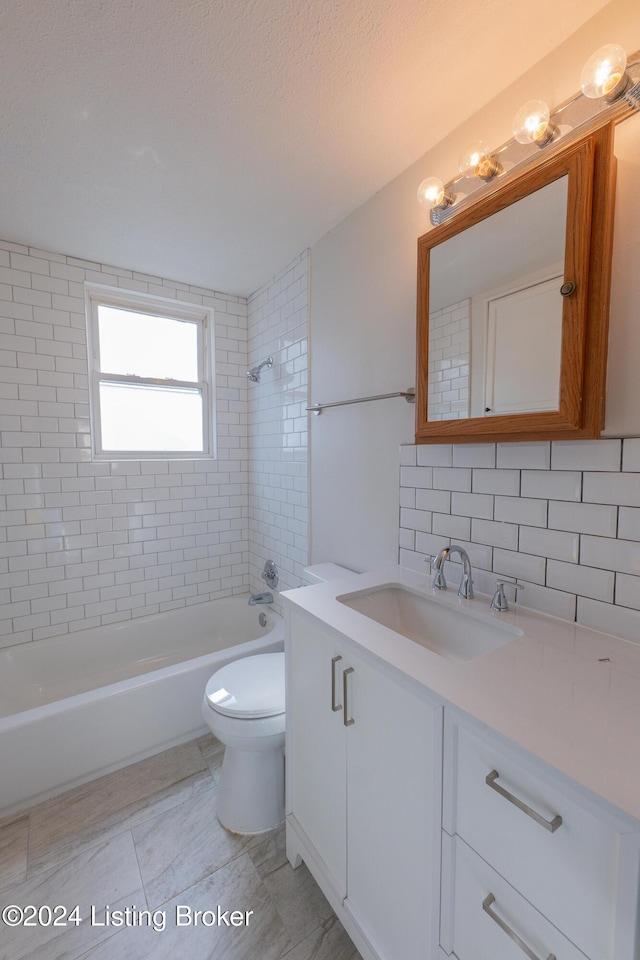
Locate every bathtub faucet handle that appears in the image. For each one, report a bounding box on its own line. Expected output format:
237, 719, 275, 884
261, 560, 279, 591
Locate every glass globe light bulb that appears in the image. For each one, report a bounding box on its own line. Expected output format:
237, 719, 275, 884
459, 141, 488, 175
417, 177, 445, 210
512, 100, 556, 147
580, 43, 628, 100
459, 141, 501, 181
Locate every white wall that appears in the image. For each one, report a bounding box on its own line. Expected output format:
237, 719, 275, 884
604, 109, 640, 437
309, 170, 419, 570
0, 240, 249, 647
309, 0, 640, 572
247, 252, 309, 608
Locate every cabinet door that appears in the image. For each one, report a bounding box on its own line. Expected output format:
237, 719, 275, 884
287, 608, 348, 895
345, 651, 442, 960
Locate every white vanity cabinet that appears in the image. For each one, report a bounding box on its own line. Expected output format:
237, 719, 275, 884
283, 567, 640, 960
441, 712, 640, 960
286, 606, 442, 960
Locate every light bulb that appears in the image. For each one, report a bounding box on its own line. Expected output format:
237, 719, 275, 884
580, 43, 629, 101
417, 177, 454, 211
459, 141, 501, 181
512, 100, 557, 147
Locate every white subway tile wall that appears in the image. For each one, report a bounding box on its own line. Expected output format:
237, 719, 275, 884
427, 299, 470, 420
247, 251, 309, 608
399, 439, 640, 644
0, 239, 250, 648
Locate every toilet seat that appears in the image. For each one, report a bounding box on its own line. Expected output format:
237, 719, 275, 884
204, 652, 285, 719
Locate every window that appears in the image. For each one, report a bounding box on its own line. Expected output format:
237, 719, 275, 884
85, 285, 215, 459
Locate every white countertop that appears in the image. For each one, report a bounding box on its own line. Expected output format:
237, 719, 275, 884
282, 566, 640, 824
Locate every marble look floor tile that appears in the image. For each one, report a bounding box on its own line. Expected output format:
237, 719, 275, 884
28, 742, 211, 875
196, 733, 225, 779
0, 831, 145, 960
0, 814, 29, 894
279, 915, 362, 960
2, 737, 343, 960
250, 826, 334, 946
260, 861, 334, 946
132, 781, 268, 908
72, 853, 292, 960
247, 823, 287, 879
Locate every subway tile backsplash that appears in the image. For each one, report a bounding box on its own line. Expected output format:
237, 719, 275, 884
399, 439, 640, 644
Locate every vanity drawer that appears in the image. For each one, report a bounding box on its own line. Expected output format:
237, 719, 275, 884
445, 721, 619, 960
442, 834, 587, 960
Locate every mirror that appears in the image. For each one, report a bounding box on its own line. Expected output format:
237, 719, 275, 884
428, 176, 567, 421
415, 124, 616, 444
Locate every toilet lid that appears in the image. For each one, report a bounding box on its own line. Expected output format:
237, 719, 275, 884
204, 652, 285, 718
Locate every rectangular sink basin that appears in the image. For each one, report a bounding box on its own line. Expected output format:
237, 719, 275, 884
337, 583, 522, 661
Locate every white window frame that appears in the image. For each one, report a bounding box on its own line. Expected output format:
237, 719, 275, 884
84, 284, 216, 460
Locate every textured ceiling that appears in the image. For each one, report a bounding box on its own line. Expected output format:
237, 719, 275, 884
1, 0, 610, 296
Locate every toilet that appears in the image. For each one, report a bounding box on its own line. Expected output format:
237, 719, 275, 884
202, 652, 286, 834
201, 563, 353, 834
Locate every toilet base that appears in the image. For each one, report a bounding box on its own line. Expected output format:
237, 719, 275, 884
216, 743, 285, 834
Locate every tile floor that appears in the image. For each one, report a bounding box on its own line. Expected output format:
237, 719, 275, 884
0, 736, 362, 960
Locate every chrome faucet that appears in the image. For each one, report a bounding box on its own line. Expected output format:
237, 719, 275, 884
248, 592, 273, 605
428, 545, 474, 599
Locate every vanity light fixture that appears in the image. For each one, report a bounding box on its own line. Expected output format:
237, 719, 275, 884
459, 140, 502, 181
512, 99, 558, 148
580, 43, 631, 102
417, 176, 455, 213
417, 43, 639, 226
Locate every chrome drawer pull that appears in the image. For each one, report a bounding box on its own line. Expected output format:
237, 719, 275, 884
343, 667, 355, 726
331, 656, 343, 711
483, 894, 556, 960
485, 770, 562, 833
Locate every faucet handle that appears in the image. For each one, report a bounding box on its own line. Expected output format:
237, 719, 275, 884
425, 554, 447, 590
490, 580, 524, 612
458, 573, 474, 600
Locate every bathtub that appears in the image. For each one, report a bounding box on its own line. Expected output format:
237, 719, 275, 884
0, 595, 283, 816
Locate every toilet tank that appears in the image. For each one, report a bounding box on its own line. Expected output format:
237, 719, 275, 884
302, 563, 354, 585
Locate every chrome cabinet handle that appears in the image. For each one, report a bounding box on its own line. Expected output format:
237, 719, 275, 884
485, 770, 562, 833
483, 894, 556, 960
343, 667, 355, 726
331, 655, 343, 712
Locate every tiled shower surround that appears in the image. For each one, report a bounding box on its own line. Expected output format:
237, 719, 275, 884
0, 238, 309, 648
247, 252, 309, 606
399, 439, 640, 644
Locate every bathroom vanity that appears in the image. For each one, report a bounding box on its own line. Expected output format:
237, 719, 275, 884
283, 567, 640, 960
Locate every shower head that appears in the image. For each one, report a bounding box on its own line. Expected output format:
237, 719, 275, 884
247, 356, 273, 383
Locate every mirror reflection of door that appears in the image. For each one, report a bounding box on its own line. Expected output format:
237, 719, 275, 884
480, 274, 563, 417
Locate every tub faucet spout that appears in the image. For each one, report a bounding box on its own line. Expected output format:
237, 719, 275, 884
249, 592, 273, 605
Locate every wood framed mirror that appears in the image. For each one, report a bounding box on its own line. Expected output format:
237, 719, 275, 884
415, 123, 616, 444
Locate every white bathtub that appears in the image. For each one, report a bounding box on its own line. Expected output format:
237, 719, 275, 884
0, 595, 283, 816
